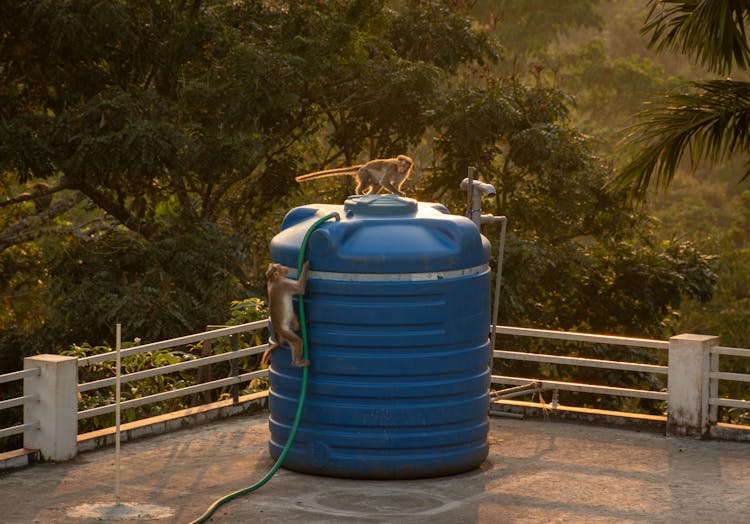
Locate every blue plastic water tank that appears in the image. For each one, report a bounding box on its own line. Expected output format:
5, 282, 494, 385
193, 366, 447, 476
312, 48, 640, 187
267, 195, 492, 479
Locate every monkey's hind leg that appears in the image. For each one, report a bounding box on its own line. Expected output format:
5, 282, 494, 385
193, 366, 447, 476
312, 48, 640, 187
355, 173, 376, 195
281, 329, 309, 367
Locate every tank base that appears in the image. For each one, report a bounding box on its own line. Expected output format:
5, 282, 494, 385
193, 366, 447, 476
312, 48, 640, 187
269, 441, 489, 480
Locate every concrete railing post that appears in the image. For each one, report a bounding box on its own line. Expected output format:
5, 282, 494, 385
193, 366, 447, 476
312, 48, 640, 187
667, 334, 719, 438
23, 354, 78, 461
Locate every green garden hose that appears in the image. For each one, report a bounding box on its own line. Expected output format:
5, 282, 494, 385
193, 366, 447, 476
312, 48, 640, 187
190, 211, 340, 524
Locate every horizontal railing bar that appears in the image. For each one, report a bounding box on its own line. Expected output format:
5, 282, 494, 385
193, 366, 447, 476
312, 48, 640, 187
709, 397, 750, 410
78, 369, 269, 420
490, 381, 544, 400
710, 371, 750, 384
0, 394, 38, 411
0, 367, 40, 385
78, 319, 269, 366
491, 375, 667, 400
493, 325, 669, 349
493, 350, 668, 374
712, 346, 750, 358
78, 344, 268, 393
0, 420, 40, 439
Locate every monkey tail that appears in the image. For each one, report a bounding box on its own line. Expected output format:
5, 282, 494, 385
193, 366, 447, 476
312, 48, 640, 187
294, 164, 363, 183
260, 339, 279, 367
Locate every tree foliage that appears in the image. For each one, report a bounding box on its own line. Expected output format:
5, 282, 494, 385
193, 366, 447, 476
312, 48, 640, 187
0, 0, 499, 365
427, 78, 716, 340
474, 0, 602, 74
642, 0, 750, 76
613, 0, 750, 198
557, 41, 673, 141
0, 0, 719, 401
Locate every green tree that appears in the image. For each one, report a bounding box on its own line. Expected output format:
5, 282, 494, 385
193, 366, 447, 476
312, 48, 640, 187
0, 0, 498, 367
424, 73, 716, 413
474, 0, 602, 78
675, 189, 750, 346
612, 0, 750, 198
428, 79, 716, 339
557, 41, 674, 142
0, 0, 723, 424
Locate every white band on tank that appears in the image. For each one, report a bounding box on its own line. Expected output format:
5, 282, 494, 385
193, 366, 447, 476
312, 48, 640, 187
286, 263, 489, 282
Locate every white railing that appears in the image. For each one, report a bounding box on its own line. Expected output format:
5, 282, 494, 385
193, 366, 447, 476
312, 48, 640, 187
490, 325, 669, 408
76, 320, 270, 421
0, 368, 42, 440
2, 323, 750, 465
709, 345, 750, 430
0, 320, 271, 465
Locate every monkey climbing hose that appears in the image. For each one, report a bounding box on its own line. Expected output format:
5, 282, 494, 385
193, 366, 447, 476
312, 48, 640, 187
190, 211, 340, 524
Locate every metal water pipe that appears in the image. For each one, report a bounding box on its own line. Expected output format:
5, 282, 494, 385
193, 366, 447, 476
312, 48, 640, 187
461, 170, 507, 356
461, 169, 498, 228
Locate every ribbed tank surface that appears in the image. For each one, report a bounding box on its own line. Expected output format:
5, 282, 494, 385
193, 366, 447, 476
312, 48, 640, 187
267, 195, 492, 479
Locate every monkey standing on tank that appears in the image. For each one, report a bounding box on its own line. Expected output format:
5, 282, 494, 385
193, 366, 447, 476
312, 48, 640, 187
295, 155, 414, 196
261, 261, 311, 368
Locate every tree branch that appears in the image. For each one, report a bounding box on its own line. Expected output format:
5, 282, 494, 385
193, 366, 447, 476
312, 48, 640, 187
0, 191, 86, 252
72, 180, 154, 237
0, 181, 71, 209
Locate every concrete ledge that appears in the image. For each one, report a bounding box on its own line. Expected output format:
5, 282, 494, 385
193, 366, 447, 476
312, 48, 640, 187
77, 391, 269, 453
709, 422, 750, 442
0, 447, 40, 470
492, 399, 668, 433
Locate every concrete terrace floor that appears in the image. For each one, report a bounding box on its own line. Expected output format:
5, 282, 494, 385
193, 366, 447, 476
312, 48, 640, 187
2, 413, 750, 524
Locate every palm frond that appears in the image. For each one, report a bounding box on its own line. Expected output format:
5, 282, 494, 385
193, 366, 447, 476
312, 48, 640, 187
643, 0, 750, 75
611, 80, 750, 199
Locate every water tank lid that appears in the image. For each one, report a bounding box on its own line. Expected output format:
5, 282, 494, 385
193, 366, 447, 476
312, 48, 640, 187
344, 194, 418, 217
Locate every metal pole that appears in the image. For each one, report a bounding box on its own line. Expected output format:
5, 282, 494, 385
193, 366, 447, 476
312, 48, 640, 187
466, 166, 474, 221
490, 217, 507, 353
115, 323, 121, 503
231, 334, 239, 405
